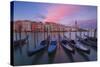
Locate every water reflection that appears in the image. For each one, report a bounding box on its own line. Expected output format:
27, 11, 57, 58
76, 49, 90, 61
62, 47, 74, 62
32, 49, 46, 64
13, 32, 97, 65
48, 50, 57, 63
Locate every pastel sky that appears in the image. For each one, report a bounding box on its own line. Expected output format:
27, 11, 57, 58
12, 1, 97, 29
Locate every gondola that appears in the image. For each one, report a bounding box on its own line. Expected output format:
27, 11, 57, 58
84, 35, 97, 42
13, 35, 28, 49
74, 41, 90, 54
48, 41, 57, 56
28, 40, 48, 56
61, 40, 75, 53
47, 35, 57, 63
48, 40, 57, 63
60, 35, 75, 53
77, 35, 97, 47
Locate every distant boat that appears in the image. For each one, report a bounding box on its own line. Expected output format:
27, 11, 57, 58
84, 35, 97, 42
84, 38, 97, 46
77, 35, 97, 47
28, 40, 48, 56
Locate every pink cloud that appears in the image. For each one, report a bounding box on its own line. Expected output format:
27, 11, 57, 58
44, 5, 79, 23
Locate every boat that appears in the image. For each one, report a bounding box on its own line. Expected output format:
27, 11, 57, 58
74, 41, 90, 54
68, 36, 90, 54
84, 35, 97, 42
47, 35, 57, 63
28, 35, 50, 56
84, 38, 97, 46
84, 35, 97, 45
60, 35, 75, 53
61, 40, 75, 53
76, 35, 97, 47
13, 35, 28, 49
28, 40, 48, 56
48, 41, 57, 56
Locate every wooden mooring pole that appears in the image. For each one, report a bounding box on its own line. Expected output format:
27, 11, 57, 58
94, 28, 97, 38
75, 20, 77, 40
44, 24, 45, 40
15, 30, 17, 41
33, 24, 36, 48
36, 28, 38, 48
69, 27, 71, 40
80, 31, 82, 38
63, 28, 64, 37
18, 24, 22, 44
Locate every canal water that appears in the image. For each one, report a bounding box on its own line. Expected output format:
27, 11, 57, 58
13, 32, 97, 66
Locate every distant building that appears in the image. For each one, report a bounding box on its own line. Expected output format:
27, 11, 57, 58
13, 20, 32, 32
13, 20, 81, 32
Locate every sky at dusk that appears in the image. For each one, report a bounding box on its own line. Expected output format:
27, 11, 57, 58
12, 1, 97, 29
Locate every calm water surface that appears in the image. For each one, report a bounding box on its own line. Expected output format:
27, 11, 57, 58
13, 32, 97, 65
